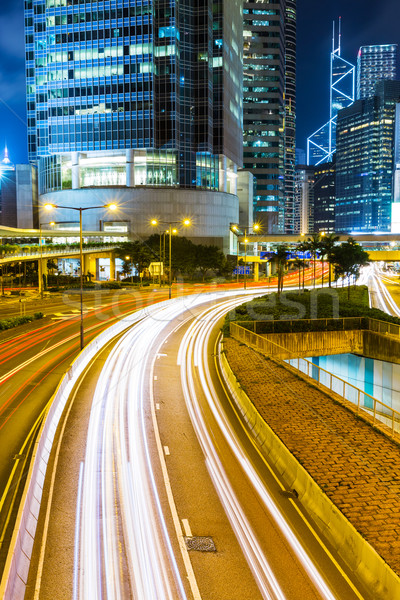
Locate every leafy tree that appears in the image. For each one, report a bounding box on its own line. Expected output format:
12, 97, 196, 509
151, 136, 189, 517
297, 240, 310, 291
320, 233, 340, 287
276, 244, 289, 298
195, 244, 225, 280
306, 232, 322, 288
331, 237, 369, 299
116, 241, 155, 276
292, 257, 303, 291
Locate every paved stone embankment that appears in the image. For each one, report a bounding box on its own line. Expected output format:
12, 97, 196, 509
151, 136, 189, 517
224, 337, 400, 576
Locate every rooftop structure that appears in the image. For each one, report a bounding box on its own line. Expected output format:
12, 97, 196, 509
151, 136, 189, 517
357, 44, 398, 100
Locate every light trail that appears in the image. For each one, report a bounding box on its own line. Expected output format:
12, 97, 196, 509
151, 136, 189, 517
72, 284, 355, 599
178, 301, 339, 600
77, 289, 268, 599
368, 266, 400, 317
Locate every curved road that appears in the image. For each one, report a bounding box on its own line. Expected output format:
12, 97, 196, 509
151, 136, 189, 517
24, 290, 368, 600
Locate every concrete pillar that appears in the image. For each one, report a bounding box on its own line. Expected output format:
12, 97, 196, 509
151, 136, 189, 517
253, 262, 259, 283
72, 152, 80, 189
126, 149, 134, 187
39, 258, 48, 293
84, 254, 96, 281
219, 155, 227, 192
109, 252, 115, 281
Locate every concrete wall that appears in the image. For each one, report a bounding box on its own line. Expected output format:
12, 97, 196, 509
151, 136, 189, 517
39, 187, 239, 253
261, 330, 364, 359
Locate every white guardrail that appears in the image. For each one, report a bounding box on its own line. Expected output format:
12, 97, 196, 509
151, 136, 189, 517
0, 301, 168, 600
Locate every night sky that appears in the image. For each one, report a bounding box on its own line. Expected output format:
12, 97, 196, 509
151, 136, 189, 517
0, 0, 398, 164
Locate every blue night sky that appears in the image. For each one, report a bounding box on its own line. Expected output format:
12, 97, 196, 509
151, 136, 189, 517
0, 0, 398, 164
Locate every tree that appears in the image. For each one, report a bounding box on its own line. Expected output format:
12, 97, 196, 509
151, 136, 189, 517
331, 238, 369, 299
320, 233, 340, 288
116, 241, 155, 277
195, 244, 225, 281
297, 240, 310, 291
276, 244, 289, 298
292, 257, 303, 292
306, 232, 322, 289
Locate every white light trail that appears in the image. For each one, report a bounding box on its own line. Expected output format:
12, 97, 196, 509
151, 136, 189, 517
77, 289, 267, 600
179, 301, 339, 600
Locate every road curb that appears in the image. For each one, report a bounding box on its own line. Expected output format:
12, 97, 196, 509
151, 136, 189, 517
219, 341, 400, 600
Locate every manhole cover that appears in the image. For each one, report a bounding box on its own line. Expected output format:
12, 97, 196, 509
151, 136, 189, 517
185, 536, 216, 552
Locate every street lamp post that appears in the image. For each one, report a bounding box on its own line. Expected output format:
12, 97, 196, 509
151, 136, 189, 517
39, 221, 55, 299
151, 218, 191, 299
44, 202, 117, 349
233, 223, 260, 290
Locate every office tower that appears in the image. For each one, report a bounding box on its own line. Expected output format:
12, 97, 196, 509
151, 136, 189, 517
243, 0, 296, 234
313, 156, 336, 233
357, 44, 398, 100
24, 0, 243, 248
307, 19, 355, 166
0, 149, 38, 228
283, 0, 296, 234
294, 164, 314, 234
336, 81, 400, 233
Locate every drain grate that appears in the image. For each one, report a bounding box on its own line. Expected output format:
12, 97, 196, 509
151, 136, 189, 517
185, 536, 216, 552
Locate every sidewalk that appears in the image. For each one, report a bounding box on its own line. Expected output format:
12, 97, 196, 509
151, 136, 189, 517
224, 337, 400, 576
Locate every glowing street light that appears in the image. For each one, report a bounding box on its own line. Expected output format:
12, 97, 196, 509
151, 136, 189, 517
151, 218, 191, 299
43, 202, 118, 349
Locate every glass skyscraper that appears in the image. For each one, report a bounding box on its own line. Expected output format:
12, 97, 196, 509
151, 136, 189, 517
24, 0, 243, 247
357, 44, 398, 100
307, 20, 355, 166
243, 0, 296, 234
336, 81, 400, 233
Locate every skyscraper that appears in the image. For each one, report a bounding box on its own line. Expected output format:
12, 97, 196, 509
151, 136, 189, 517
307, 19, 355, 166
243, 0, 296, 234
24, 0, 243, 248
313, 156, 336, 234
336, 80, 400, 233
357, 44, 398, 100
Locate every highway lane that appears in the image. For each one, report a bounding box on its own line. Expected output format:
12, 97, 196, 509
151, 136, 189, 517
367, 264, 400, 317
0, 268, 321, 582
27, 289, 369, 600
0, 287, 178, 575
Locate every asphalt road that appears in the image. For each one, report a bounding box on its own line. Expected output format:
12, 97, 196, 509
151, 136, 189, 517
24, 290, 368, 600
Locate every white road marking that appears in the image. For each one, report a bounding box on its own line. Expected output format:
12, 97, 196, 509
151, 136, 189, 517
163, 446, 170, 456
182, 519, 192, 538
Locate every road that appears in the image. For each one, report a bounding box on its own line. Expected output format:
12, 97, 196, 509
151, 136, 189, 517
24, 289, 368, 600
0, 266, 325, 582
366, 264, 400, 317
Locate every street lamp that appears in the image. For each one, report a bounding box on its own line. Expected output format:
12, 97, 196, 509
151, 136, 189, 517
39, 221, 55, 299
150, 218, 191, 299
44, 202, 117, 349
125, 255, 134, 284
243, 223, 260, 290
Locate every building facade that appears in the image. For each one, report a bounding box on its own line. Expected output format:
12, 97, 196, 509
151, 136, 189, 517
294, 164, 314, 234
313, 156, 335, 233
307, 19, 355, 166
0, 155, 38, 229
24, 0, 243, 248
357, 44, 398, 100
242, 0, 296, 234
336, 81, 400, 233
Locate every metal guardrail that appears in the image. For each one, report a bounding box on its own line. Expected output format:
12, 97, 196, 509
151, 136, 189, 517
230, 321, 400, 438
235, 317, 366, 334
233, 316, 400, 337
0, 245, 116, 262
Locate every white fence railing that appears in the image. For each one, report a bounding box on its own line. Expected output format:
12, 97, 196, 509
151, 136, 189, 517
230, 322, 400, 438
